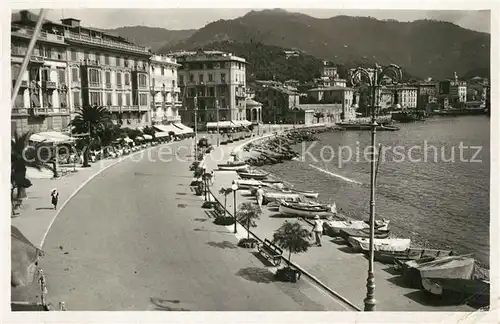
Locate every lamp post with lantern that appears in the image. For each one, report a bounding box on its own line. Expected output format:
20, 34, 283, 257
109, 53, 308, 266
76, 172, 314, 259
349, 63, 403, 311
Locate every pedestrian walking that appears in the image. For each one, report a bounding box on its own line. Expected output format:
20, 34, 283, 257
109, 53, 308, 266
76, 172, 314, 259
50, 188, 59, 210
312, 215, 324, 247
256, 185, 264, 211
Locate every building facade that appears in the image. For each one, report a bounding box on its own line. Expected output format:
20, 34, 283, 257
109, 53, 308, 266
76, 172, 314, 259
11, 10, 153, 134
438, 73, 467, 108
417, 81, 439, 110
253, 84, 300, 124
11, 14, 71, 135
149, 54, 181, 124
172, 51, 247, 128
306, 86, 354, 119
397, 85, 418, 109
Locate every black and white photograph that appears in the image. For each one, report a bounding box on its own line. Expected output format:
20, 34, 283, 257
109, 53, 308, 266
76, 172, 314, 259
4, 1, 498, 322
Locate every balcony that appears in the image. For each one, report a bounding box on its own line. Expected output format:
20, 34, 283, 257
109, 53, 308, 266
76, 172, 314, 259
42, 81, 57, 90
12, 26, 66, 45
31, 107, 53, 116
12, 80, 29, 88
64, 31, 150, 55
29, 56, 45, 64
11, 108, 29, 116
105, 83, 112, 89
165, 115, 181, 122
139, 106, 150, 112
89, 82, 102, 88
71, 81, 81, 88
107, 106, 122, 112
81, 59, 101, 67
133, 65, 147, 72
116, 84, 123, 89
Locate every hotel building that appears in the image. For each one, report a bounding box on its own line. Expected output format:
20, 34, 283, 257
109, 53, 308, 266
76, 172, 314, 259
11, 10, 152, 135
149, 55, 182, 124
171, 51, 248, 128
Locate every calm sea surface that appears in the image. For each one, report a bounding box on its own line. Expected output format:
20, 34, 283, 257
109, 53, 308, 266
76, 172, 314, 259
260, 116, 490, 266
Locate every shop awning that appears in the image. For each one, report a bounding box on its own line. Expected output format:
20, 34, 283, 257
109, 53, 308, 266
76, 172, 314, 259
206, 121, 234, 128
232, 120, 251, 127
239, 120, 252, 126
29, 131, 76, 144
154, 124, 182, 135
173, 123, 194, 134
143, 134, 153, 140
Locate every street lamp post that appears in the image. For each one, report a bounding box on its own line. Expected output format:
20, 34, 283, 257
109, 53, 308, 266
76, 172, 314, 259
231, 183, 238, 233
349, 63, 402, 312
194, 96, 198, 161
216, 99, 220, 147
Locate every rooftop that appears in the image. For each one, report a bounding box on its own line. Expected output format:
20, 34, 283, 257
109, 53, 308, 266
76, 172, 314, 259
169, 50, 247, 63
308, 86, 353, 92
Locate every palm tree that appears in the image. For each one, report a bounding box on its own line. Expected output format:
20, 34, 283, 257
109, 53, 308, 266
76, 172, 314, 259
237, 202, 261, 239
11, 131, 52, 212
218, 187, 233, 217
273, 221, 311, 264
70, 105, 111, 167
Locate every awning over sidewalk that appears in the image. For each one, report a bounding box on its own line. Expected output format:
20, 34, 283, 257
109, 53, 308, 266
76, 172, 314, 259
231, 120, 251, 127
154, 124, 182, 136
173, 123, 194, 134
29, 131, 76, 144
143, 134, 153, 140
206, 121, 234, 128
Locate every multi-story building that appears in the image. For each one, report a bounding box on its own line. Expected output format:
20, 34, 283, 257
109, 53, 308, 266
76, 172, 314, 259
12, 10, 153, 134
438, 72, 467, 108
396, 85, 418, 109
253, 84, 300, 124
149, 54, 181, 124
321, 61, 338, 78
11, 13, 71, 135
306, 86, 353, 108
172, 51, 247, 128
417, 80, 439, 110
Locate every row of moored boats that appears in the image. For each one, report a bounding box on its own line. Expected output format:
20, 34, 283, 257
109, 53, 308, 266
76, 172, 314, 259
221, 165, 490, 308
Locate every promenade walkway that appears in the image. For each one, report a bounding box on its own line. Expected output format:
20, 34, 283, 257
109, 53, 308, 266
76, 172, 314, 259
203, 131, 476, 312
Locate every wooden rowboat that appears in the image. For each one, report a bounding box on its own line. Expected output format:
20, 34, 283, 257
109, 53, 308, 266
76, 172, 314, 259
422, 278, 490, 307
279, 201, 333, 218
348, 237, 411, 253
338, 228, 391, 240
324, 219, 390, 236
237, 171, 268, 180
281, 188, 320, 199
374, 248, 453, 264
217, 162, 249, 171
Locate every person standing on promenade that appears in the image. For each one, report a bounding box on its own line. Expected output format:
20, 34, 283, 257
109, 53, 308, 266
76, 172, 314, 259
312, 215, 324, 247
256, 186, 264, 211
51, 188, 59, 210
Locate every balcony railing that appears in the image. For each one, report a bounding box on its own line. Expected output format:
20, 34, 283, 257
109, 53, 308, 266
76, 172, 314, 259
11, 108, 29, 116
89, 82, 101, 88
12, 27, 65, 44
71, 81, 81, 88
64, 31, 150, 54
12, 80, 29, 88
105, 83, 112, 89
133, 65, 147, 72
31, 107, 53, 115
165, 115, 181, 122
42, 81, 57, 89
82, 59, 101, 67
29, 56, 45, 64
116, 84, 123, 89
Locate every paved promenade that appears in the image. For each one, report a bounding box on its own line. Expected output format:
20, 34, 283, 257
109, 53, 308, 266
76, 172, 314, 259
203, 132, 476, 312
12, 131, 347, 311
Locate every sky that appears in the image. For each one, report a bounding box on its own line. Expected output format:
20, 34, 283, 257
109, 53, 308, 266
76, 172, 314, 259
18, 8, 491, 33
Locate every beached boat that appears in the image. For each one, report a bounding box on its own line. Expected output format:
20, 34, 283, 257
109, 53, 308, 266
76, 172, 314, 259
324, 219, 390, 236
374, 248, 453, 264
217, 162, 249, 171
396, 255, 475, 289
281, 188, 320, 199
263, 192, 302, 205
237, 171, 268, 180
337, 123, 400, 131
233, 179, 263, 190
338, 228, 391, 240
347, 237, 411, 253
279, 201, 334, 218
422, 278, 490, 307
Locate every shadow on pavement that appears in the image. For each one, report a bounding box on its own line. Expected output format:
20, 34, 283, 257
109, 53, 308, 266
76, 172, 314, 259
35, 207, 54, 210
193, 228, 232, 234
236, 267, 275, 284
269, 213, 295, 218
250, 251, 275, 267
193, 218, 208, 222
382, 266, 401, 276
337, 246, 360, 254
206, 241, 238, 249
387, 275, 414, 289
176, 192, 187, 196
403, 290, 459, 308
149, 297, 191, 311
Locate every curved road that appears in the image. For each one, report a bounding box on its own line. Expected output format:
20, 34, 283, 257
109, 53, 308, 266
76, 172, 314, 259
40, 142, 343, 311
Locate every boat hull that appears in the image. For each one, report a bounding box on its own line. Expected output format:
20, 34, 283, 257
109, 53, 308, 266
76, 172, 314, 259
217, 163, 249, 171
374, 248, 453, 264
238, 172, 268, 180
279, 203, 332, 218
281, 189, 319, 198
347, 237, 411, 253
263, 193, 302, 205
324, 219, 390, 236
339, 228, 390, 240
422, 278, 490, 307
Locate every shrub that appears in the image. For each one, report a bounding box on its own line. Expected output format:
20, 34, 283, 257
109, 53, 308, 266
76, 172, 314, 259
202, 201, 217, 209
275, 267, 301, 283
214, 216, 235, 226
237, 238, 259, 248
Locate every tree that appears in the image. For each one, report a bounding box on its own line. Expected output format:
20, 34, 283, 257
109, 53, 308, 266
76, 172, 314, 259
142, 126, 156, 141
236, 202, 261, 239
313, 112, 324, 123
218, 187, 232, 217
70, 105, 111, 167
11, 131, 52, 212
272, 221, 311, 264
326, 113, 334, 123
